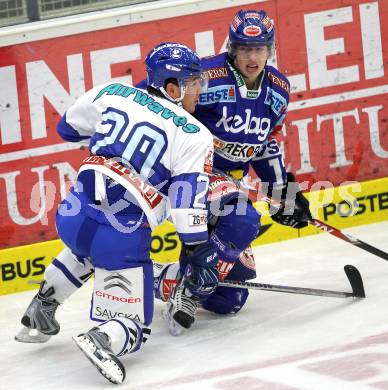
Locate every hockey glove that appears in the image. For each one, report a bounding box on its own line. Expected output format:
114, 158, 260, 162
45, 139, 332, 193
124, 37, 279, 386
182, 242, 219, 300
270, 172, 312, 229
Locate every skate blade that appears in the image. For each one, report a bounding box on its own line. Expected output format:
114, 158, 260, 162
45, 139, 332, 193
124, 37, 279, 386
15, 326, 51, 343
72, 335, 125, 384
161, 308, 184, 337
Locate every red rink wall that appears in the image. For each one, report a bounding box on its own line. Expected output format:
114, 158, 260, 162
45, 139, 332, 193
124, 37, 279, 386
0, 0, 387, 250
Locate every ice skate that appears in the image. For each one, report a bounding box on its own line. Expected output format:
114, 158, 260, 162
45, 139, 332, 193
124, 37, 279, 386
15, 281, 60, 343
162, 278, 200, 336
73, 327, 126, 384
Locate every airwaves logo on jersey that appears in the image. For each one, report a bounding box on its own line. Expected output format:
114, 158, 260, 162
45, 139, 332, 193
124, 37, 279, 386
93, 83, 201, 133
199, 85, 236, 105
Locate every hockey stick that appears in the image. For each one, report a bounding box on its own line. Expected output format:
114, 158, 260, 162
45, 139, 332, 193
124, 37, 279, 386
218, 265, 365, 299
218, 174, 388, 262
308, 219, 388, 261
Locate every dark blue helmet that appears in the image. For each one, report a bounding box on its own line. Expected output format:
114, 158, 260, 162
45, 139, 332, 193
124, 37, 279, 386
145, 42, 202, 90
229, 10, 275, 47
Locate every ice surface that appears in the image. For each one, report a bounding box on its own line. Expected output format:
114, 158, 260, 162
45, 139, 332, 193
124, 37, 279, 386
2, 222, 388, 390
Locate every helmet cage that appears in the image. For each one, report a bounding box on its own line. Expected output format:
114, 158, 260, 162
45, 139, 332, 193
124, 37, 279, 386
227, 41, 274, 59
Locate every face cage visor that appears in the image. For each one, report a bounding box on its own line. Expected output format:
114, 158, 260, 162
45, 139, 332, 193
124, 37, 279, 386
179, 71, 209, 95
159, 71, 208, 105
227, 41, 274, 59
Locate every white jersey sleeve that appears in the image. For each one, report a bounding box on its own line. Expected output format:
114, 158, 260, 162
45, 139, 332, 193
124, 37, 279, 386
57, 86, 103, 142
169, 118, 214, 244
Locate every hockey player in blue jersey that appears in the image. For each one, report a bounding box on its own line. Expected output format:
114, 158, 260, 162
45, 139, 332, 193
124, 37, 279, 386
153, 9, 312, 334
15, 43, 219, 384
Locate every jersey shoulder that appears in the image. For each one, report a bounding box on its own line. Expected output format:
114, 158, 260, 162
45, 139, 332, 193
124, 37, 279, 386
135, 79, 147, 90
265, 65, 290, 99
161, 98, 213, 143
201, 52, 229, 69
201, 53, 232, 85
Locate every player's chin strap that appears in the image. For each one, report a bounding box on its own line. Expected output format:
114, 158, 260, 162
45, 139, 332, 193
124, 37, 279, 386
159, 85, 186, 107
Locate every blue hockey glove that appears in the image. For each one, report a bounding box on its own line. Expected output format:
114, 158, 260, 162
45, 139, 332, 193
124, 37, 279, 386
181, 242, 219, 299
270, 172, 312, 229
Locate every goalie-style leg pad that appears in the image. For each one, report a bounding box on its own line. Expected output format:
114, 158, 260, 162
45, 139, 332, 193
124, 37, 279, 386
91, 262, 154, 326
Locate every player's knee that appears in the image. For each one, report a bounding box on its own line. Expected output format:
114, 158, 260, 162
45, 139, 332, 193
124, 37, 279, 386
211, 203, 261, 261
202, 286, 249, 314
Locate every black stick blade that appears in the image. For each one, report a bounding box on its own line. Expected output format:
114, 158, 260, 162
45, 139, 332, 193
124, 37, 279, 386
344, 265, 365, 298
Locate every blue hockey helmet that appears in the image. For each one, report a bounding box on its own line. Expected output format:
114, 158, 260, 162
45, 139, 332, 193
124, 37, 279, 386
145, 42, 207, 101
229, 10, 275, 48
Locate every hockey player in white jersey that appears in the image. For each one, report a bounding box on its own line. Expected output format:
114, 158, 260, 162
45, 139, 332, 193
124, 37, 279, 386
15, 43, 219, 384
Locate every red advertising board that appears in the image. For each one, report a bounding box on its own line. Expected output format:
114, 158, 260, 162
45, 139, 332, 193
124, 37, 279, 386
0, 0, 387, 249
